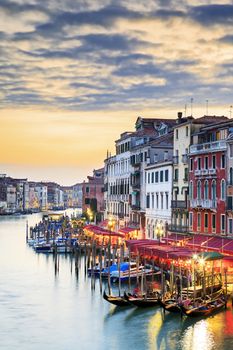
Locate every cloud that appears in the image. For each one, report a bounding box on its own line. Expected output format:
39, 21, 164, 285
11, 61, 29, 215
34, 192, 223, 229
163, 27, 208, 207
190, 4, 233, 25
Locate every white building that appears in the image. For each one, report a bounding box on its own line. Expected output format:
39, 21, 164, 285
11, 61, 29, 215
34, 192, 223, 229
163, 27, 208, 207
145, 160, 173, 239
35, 185, 48, 211
104, 132, 132, 229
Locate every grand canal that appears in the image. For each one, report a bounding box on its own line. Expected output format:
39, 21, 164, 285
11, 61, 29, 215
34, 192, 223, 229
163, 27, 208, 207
1, 213, 233, 350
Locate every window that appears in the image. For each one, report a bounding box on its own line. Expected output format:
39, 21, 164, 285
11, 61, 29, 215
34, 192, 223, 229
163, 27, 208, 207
164, 151, 168, 161
161, 193, 163, 209
197, 180, 201, 200
212, 155, 216, 169
211, 180, 216, 200
198, 158, 201, 170
221, 214, 225, 233
221, 154, 225, 169
204, 213, 208, 230
176, 129, 178, 140
230, 144, 233, 158
151, 172, 154, 183
190, 158, 193, 171
189, 181, 193, 200
86, 187, 90, 193
165, 170, 169, 182
148, 173, 150, 184
197, 213, 201, 231
228, 218, 233, 235
152, 194, 154, 209
230, 167, 233, 185
165, 192, 168, 210
189, 212, 193, 228
146, 194, 150, 208
204, 180, 209, 200
160, 171, 164, 182
155, 172, 159, 183
156, 193, 159, 209
221, 179, 226, 200
212, 214, 216, 232
174, 169, 178, 182
205, 157, 208, 170
184, 167, 188, 181
186, 126, 189, 137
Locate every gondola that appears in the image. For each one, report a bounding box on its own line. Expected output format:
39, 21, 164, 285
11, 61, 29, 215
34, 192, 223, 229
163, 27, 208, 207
158, 297, 181, 313
124, 291, 160, 308
180, 295, 226, 317
103, 290, 130, 307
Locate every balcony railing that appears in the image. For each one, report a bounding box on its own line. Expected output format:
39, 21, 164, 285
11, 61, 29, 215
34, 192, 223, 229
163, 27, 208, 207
171, 200, 187, 209
194, 168, 216, 176
168, 224, 189, 233
190, 141, 227, 154
173, 156, 179, 164
131, 204, 141, 211
190, 199, 217, 209
131, 183, 140, 190
182, 154, 188, 164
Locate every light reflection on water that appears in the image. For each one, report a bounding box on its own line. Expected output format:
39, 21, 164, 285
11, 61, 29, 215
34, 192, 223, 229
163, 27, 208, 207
1, 212, 233, 350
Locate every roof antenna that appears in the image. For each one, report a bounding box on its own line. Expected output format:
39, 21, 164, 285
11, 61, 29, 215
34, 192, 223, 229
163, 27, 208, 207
206, 99, 209, 116
184, 104, 187, 118
190, 98, 193, 117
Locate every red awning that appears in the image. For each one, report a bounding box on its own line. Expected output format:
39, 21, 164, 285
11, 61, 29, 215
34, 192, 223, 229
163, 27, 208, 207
119, 227, 138, 234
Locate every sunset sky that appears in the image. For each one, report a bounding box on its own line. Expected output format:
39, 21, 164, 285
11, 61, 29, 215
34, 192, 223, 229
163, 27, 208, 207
0, 0, 233, 185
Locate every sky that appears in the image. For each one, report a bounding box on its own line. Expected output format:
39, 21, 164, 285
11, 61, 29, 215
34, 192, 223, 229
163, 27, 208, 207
0, 0, 233, 185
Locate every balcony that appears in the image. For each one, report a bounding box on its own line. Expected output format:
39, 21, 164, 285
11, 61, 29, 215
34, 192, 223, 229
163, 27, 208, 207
190, 199, 217, 209
173, 156, 179, 165
171, 200, 187, 209
131, 204, 141, 211
182, 154, 188, 164
131, 182, 140, 190
194, 169, 201, 176
194, 168, 216, 176
190, 140, 227, 155
173, 177, 178, 183
168, 224, 189, 233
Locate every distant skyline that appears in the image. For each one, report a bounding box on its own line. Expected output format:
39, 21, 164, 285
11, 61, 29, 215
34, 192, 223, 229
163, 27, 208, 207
1, 1, 233, 185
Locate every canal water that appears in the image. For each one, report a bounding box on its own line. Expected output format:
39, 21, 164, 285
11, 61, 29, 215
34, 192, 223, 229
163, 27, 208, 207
1, 213, 233, 350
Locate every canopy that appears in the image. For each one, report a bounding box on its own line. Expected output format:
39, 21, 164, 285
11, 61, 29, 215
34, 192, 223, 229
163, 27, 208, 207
119, 227, 138, 234
197, 251, 224, 261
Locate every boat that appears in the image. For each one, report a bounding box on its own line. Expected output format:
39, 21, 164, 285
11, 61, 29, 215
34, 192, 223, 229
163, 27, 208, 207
111, 263, 153, 283
124, 291, 160, 308
103, 291, 130, 307
158, 297, 181, 313
34, 242, 52, 253
180, 294, 226, 317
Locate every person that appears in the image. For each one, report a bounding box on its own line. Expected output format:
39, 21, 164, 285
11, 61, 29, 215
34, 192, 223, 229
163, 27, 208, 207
176, 276, 181, 296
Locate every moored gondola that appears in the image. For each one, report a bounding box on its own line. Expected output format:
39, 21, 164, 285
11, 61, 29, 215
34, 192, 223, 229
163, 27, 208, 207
158, 298, 181, 313
124, 291, 160, 308
180, 295, 226, 317
103, 290, 130, 307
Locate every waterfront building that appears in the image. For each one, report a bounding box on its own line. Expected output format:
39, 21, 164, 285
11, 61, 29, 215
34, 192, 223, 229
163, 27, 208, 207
72, 183, 83, 208
104, 132, 132, 229
82, 168, 104, 222
145, 134, 173, 239
170, 114, 229, 235
35, 185, 48, 211
226, 134, 233, 235
130, 117, 176, 236
189, 117, 231, 235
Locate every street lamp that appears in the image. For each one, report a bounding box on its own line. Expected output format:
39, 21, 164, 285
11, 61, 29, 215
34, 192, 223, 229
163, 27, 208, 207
155, 223, 164, 242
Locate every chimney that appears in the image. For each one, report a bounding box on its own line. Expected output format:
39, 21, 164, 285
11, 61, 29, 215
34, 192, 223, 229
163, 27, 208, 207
178, 112, 182, 121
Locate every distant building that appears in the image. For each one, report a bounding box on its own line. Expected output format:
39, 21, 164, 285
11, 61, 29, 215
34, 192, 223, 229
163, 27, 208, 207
82, 168, 104, 221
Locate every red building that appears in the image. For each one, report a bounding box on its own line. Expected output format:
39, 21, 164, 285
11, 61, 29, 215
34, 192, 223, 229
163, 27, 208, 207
189, 118, 230, 235
82, 168, 104, 221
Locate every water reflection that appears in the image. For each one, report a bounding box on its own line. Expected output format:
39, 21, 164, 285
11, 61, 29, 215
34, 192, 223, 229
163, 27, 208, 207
1, 213, 233, 350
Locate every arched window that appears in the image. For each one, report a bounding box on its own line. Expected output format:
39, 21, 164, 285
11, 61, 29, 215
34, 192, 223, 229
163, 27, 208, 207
197, 180, 201, 200
221, 179, 226, 200
189, 181, 193, 200
211, 180, 216, 200
230, 167, 233, 185
204, 180, 209, 200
